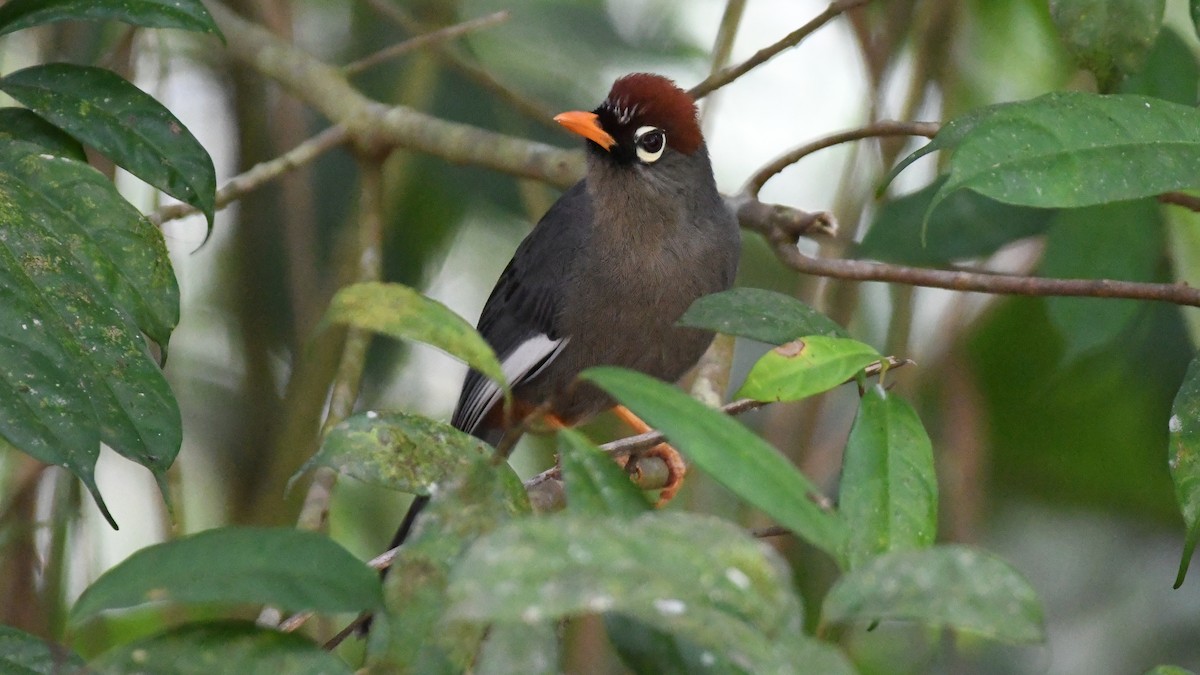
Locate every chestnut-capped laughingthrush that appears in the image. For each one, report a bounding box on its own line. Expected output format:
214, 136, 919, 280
389, 73, 740, 549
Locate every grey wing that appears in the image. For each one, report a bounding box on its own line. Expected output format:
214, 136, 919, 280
450, 181, 592, 435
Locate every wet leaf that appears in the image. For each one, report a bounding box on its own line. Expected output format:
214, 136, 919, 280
840, 385, 937, 570
1050, 0, 1164, 90
447, 512, 850, 675
0, 0, 221, 38
558, 428, 650, 516
677, 288, 847, 344
736, 336, 880, 403
70, 527, 382, 624
91, 622, 351, 675
1169, 354, 1200, 587
0, 108, 85, 160
0, 140, 180, 526
0, 64, 216, 227
0, 624, 85, 674
823, 545, 1045, 644
324, 282, 507, 397
298, 410, 491, 495
581, 367, 846, 564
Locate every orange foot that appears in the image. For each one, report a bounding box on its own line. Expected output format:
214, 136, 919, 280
612, 405, 688, 506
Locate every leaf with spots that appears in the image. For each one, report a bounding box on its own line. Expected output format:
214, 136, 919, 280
0, 0, 221, 38
840, 385, 938, 570
0, 107, 85, 160
0, 64, 216, 228
297, 410, 492, 495
1049, 0, 1164, 90
0, 140, 180, 526
677, 288, 848, 345
70, 528, 382, 625
822, 545, 1045, 644
324, 282, 508, 399
736, 336, 880, 403
909, 93, 1200, 228
447, 512, 854, 675
1169, 354, 1200, 587
91, 622, 352, 675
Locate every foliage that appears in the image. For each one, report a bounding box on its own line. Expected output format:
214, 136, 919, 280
2, 0, 1200, 673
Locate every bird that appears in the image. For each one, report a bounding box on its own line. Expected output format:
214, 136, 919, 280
389, 72, 740, 550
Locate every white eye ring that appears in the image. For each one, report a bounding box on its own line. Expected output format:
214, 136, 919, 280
634, 125, 666, 163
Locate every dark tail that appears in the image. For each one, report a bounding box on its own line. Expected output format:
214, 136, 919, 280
386, 494, 430, 557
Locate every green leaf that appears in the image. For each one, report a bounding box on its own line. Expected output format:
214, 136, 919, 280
823, 545, 1045, 644
0, 140, 180, 526
70, 527, 382, 624
0, 64, 216, 227
736, 336, 880, 403
474, 621, 559, 675
1145, 667, 1197, 675
859, 178, 1052, 266
604, 615, 747, 675
325, 282, 508, 396
581, 367, 847, 564
90, 621, 352, 675
299, 410, 491, 494
1041, 199, 1162, 359
0, 108, 85, 160
840, 385, 938, 570
448, 512, 850, 675
0, 0, 221, 38
368, 454, 530, 673
677, 288, 848, 344
1049, 0, 1165, 90
1120, 28, 1199, 106
558, 428, 650, 516
0, 624, 85, 675
1194, 0, 1200, 42
925, 93, 1200, 222
1169, 354, 1200, 587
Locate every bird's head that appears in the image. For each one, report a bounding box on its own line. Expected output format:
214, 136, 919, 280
554, 73, 703, 169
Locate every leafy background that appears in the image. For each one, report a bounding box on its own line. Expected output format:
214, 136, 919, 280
2, 0, 1200, 673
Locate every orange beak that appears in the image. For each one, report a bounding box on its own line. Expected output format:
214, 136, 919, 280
554, 111, 616, 151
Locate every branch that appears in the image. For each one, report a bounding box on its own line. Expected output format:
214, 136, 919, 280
743, 120, 940, 197
742, 209, 1200, 307
688, 0, 871, 100
1160, 191, 1200, 213
343, 11, 510, 76
149, 125, 349, 226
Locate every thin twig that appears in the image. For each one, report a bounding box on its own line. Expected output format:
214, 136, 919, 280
742, 209, 1200, 306
1160, 191, 1200, 213
343, 11, 509, 76
149, 125, 349, 226
689, 0, 871, 100
743, 120, 940, 197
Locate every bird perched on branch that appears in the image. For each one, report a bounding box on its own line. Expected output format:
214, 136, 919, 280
390, 72, 740, 548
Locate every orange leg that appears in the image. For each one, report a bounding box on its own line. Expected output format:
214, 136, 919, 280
611, 405, 687, 506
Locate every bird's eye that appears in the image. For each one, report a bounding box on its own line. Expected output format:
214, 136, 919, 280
634, 126, 666, 163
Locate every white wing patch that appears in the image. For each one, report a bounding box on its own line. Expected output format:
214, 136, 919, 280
456, 334, 569, 434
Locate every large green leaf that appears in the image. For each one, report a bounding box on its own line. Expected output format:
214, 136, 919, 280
677, 288, 847, 344
367, 454, 530, 673
0, 0, 221, 37
1041, 199, 1162, 359
1169, 354, 1200, 587
298, 410, 491, 494
0, 64, 216, 226
1050, 0, 1164, 89
922, 93, 1200, 223
558, 428, 650, 516
70, 527, 382, 624
823, 545, 1045, 644
90, 622, 352, 675
0, 107, 85, 160
581, 367, 846, 564
324, 282, 507, 397
859, 178, 1052, 266
840, 385, 937, 570
0, 624, 85, 675
1120, 28, 1199, 106
736, 336, 880, 403
0, 140, 180, 526
448, 512, 852, 675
